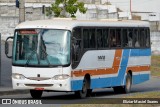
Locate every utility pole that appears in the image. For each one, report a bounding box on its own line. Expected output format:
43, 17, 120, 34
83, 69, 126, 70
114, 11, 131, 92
130, 0, 132, 19
19, 0, 25, 23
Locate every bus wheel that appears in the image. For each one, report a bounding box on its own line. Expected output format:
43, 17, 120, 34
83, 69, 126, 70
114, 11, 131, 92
113, 73, 132, 94
123, 73, 132, 93
30, 90, 43, 99
75, 77, 88, 98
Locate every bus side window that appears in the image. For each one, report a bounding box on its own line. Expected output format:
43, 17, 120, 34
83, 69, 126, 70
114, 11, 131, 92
89, 29, 96, 48
127, 29, 133, 47
145, 28, 150, 47
110, 29, 121, 48
116, 29, 122, 47
72, 28, 82, 68
139, 29, 145, 47
97, 29, 103, 48
97, 29, 109, 48
103, 29, 109, 48
134, 29, 140, 47
83, 29, 89, 48
110, 29, 116, 47
83, 29, 96, 49
123, 29, 128, 47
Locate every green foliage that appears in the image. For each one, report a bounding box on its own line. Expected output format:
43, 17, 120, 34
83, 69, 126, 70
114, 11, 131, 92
46, 0, 87, 18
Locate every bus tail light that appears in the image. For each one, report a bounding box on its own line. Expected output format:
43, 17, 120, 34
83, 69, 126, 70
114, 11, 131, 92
53, 74, 70, 80
35, 88, 44, 90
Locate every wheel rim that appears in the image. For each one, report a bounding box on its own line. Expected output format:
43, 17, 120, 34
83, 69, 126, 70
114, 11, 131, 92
82, 80, 87, 93
126, 76, 131, 91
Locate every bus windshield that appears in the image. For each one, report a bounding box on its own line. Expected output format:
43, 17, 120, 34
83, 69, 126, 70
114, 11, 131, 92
13, 29, 71, 67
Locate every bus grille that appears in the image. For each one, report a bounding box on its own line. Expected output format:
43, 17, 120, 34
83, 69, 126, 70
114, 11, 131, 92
27, 77, 51, 81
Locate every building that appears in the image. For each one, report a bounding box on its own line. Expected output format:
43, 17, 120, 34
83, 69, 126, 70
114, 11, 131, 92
0, 0, 160, 53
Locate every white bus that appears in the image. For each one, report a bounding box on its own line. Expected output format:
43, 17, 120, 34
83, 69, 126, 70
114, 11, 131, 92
5, 19, 151, 98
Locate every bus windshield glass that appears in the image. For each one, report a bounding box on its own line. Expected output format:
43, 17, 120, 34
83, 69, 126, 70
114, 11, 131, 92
13, 29, 71, 67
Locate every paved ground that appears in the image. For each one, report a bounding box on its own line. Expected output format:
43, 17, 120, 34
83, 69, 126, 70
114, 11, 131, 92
0, 41, 12, 87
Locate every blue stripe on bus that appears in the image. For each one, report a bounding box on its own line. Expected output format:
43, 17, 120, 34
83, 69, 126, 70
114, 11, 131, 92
132, 74, 150, 85
130, 49, 151, 57
111, 49, 130, 86
71, 80, 83, 91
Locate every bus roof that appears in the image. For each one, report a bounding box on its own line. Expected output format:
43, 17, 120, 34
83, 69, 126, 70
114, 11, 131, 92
16, 19, 150, 30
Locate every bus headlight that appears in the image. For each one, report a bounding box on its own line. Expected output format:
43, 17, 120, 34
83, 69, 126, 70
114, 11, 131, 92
12, 73, 25, 80
53, 74, 70, 80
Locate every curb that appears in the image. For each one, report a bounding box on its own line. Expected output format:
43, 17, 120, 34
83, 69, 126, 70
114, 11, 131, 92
0, 89, 29, 96
152, 76, 160, 78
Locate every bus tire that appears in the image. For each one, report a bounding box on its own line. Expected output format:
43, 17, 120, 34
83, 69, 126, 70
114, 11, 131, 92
30, 90, 43, 99
123, 73, 132, 93
113, 73, 132, 94
75, 77, 88, 98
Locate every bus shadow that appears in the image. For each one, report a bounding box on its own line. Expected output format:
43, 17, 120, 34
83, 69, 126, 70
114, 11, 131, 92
40, 90, 123, 100
40, 89, 149, 100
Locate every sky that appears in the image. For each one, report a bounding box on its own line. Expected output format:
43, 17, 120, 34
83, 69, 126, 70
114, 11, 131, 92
102, 0, 160, 13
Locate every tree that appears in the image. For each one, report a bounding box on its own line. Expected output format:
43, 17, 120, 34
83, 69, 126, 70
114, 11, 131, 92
46, 0, 87, 18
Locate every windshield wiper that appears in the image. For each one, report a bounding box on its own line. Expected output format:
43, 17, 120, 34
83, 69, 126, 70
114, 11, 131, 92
40, 37, 51, 66
25, 50, 40, 67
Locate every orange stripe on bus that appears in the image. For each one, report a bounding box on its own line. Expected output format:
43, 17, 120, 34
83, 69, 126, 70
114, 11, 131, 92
112, 49, 122, 67
127, 66, 150, 73
72, 65, 150, 77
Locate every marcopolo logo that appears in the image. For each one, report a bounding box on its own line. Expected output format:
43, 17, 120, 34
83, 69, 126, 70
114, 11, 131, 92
98, 56, 105, 61
2, 99, 12, 104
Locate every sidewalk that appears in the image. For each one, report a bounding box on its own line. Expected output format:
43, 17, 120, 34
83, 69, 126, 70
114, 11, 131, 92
0, 87, 29, 96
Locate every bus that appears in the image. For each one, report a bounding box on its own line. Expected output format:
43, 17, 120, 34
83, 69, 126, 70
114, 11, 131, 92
5, 19, 151, 99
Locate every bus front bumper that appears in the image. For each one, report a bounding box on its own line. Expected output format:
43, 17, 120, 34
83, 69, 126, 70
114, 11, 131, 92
12, 78, 71, 91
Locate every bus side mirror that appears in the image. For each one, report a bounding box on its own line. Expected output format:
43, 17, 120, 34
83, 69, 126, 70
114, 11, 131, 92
5, 36, 13, 58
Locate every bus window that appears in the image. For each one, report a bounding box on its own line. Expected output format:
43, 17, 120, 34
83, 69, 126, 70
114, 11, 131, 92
83, 29, 96, 49
97, 29, 109, 48
110, 29, 121, 48
127, 29, 133, 47
122, 29, 128, 47
134, 29, 140, 47
145, 28, 150, 47
139, 29, 146, 47
116, 29, 122, 47
103, 29, 109, 48
110, 29, 116, 47
72, 28, 82, 68
97, 29, 103, 48
83, 29, 89, 48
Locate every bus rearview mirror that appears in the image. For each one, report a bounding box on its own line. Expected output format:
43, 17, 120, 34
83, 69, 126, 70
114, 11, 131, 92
5, 42, 9, 55
5, 36, 14, 58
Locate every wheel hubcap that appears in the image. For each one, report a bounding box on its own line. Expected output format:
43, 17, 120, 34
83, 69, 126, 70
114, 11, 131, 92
126, 77, 131, 90
82, 82, 87, 93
